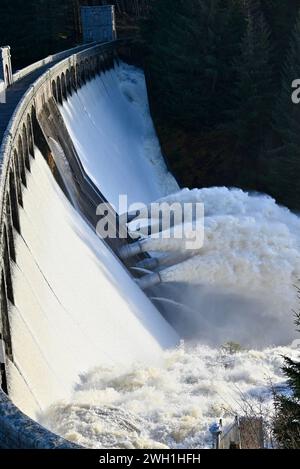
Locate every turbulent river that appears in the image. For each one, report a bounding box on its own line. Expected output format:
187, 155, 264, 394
41, 187, 300, 448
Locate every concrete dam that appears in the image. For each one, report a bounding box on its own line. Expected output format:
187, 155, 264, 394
0, 40, 179, 448
1, 39, 300, 450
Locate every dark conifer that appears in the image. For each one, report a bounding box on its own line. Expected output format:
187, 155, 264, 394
273, 311, 300, 449
228, 0, 274, 181
270, 10, 300, 209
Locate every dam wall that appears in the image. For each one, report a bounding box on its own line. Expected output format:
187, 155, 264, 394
0, 391, 78, 449
0, 41, 124, 399
0, 40, 178, 448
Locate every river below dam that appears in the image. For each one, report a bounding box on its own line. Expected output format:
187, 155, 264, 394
41, 343, 299, 449
40, 184, 300, 448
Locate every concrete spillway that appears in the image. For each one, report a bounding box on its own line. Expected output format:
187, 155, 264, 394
8, 147, 178, 417
0, 56, 179, 431
60, 63, 178, 207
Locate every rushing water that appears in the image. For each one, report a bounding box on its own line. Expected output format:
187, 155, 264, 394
41, 187, 300, 448
9, 62, 299, 448
129, 187, 300, 348
41, 343, 299, 449
7, 149, 178, 417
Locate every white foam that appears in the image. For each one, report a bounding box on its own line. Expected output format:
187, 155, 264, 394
41, 343, 299, 449
136, 188, 300, 346
40, 186, 300, 447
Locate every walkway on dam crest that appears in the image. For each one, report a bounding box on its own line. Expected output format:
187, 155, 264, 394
0, 59, 63, 144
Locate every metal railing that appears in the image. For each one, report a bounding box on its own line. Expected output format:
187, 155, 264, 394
12, 42, 99, 83
211, 416, 264, 449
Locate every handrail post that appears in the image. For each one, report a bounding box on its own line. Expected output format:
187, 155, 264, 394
0, 46, 13, 88
210, 419, 223, 449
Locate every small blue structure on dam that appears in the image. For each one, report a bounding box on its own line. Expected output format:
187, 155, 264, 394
81, 5, 117, 44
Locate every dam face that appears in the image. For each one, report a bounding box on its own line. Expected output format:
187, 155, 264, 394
0, 41, 179, 447
1, 40, 300, 451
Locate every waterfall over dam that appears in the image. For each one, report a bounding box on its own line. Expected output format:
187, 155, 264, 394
1, 41, 300, 449
8, 146, 178, 416
5, 62, 180, 418
0, 42, 180, 447
60, 64, 178, 207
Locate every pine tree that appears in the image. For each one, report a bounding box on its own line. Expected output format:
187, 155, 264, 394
269, 10, 300, 210
261, 0, 300, 79
0, 1, 78, 68
143, 0, 242, 131
224, 0, 274, 187
141, 0, 300, 199
0, 0, 37, 67
273, 313, 300, 449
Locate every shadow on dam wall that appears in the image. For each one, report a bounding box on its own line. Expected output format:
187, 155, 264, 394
0, 41, 179, 448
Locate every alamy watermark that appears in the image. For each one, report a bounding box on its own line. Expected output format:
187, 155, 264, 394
291, 79, 300, 104
96, 195, 204, 250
